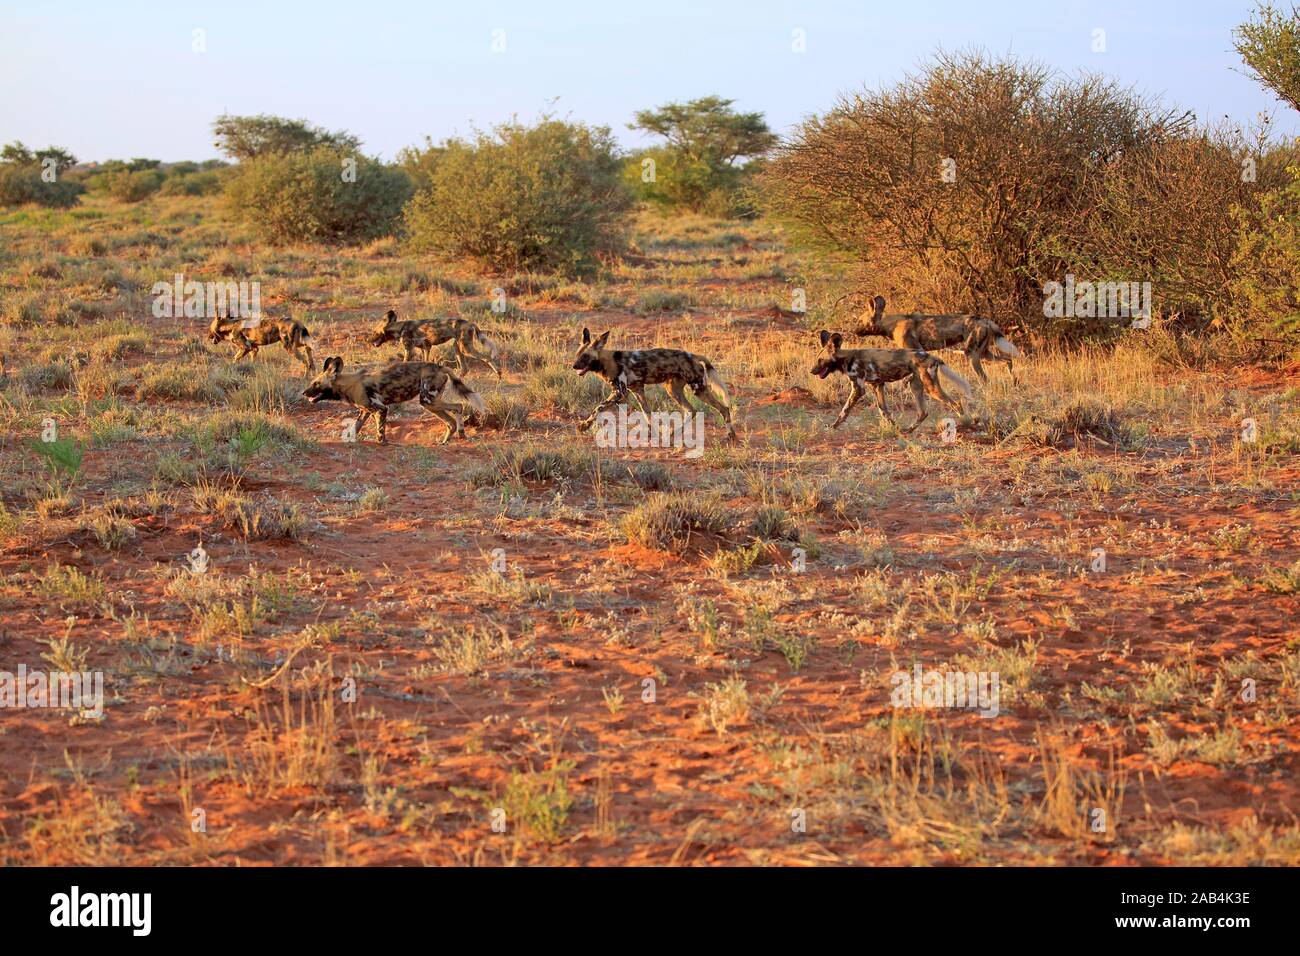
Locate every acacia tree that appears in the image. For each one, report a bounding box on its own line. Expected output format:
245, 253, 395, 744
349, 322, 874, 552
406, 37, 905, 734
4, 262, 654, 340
212, 114, 361, 161
1234, 2, 1300, 113
628, 96, 775, 214
1, 141, 77, 174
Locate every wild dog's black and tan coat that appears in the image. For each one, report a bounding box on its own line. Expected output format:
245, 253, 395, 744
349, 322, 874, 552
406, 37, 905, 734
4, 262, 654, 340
571, 328, 736, 438
208, 315, 316, 371
370, 310, 502, 378
811, 330, 972, 432
851, 294, 1020, 384
302, 357, 486, 444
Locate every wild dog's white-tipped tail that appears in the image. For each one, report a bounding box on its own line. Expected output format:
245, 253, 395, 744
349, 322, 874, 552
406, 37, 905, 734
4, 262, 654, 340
938, 364, 974, 399
447, 374, 487, 416
994, 336, 1020, 357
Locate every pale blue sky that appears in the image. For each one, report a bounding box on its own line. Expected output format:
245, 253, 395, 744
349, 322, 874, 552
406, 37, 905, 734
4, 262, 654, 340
1, 0, 1292, 163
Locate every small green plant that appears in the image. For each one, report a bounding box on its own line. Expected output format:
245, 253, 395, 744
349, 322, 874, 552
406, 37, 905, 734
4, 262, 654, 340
620, 491, 730, 550
601, 685, 625, 716
498, 760, 576, 843
36, 564, 106, 608
30, 436, 83, 480
698, 675, 750, 735
1260, 560, 1300, 594
40, 620, 89, 672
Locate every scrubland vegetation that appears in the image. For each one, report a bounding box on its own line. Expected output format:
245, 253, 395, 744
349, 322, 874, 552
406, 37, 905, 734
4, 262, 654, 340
0, 5, 1297, 865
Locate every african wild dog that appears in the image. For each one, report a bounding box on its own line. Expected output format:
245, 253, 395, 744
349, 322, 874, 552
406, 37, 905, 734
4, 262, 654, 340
850, 294, 1020, 384
810, 330, 972, 432
301, 357, 486, 444
209, 315, 316, 371
571, 328, 737, 439
369, 310, 502, 378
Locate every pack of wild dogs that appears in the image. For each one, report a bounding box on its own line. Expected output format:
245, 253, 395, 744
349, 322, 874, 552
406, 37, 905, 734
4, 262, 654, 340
206, 294, 1020, 445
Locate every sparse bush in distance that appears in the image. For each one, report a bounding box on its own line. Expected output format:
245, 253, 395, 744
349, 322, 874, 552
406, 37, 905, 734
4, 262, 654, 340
159, 170, 223, 197
0, 141, 84, 208
223, 147, 413, 244
104, 167, 165, 202
403, 117, 634, 274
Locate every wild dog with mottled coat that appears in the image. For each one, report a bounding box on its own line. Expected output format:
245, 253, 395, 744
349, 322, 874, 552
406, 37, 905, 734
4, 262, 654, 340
208, 315, 316, 371
571, 328, 737, 439
369, 310, 502, 378
302, 357, 486, 444
850, 294, 1019, 384
811, 330, 972, 432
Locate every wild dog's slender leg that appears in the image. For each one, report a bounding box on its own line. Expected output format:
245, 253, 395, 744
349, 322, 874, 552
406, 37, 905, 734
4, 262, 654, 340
235, 333, 256, 362
831, 379, 866, 429
456, 333, 499, 378
967, 348, 989, 385
903, 375, 930, 433
580, 386, 626, 431
301, 342, 315, 372
627, 386, 652, 418
286, 339, 310, 371
992, 348, 1018, 384
921, 367, 960, 411
343, 407, 376, 441
418, 385, 464, 443
477, 337, 503, 379
667, 379, 696, 414
450, 337, 470, 371
362, 401, 389, 443
870, 382, 896, 427
691, 385, 735, 438
423, 408, 459, 443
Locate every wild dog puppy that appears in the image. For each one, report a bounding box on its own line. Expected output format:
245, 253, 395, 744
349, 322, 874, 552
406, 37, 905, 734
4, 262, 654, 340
208, 315, 316, 371
851, 294, 1019, 384
369, 310, 502, 378
810, 330, 972, 432
301, 357, 486, 444
571, 328, 737, 439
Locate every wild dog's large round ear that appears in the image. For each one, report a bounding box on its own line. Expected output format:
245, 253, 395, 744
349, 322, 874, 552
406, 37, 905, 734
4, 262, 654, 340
872, 295, 886, 314
581, 327, 591, 345
324, 356, 342, 374
594, 330, 611, 348
818, 329, 831, 347
385, 310, 397, 321
831, 333, 843, 350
